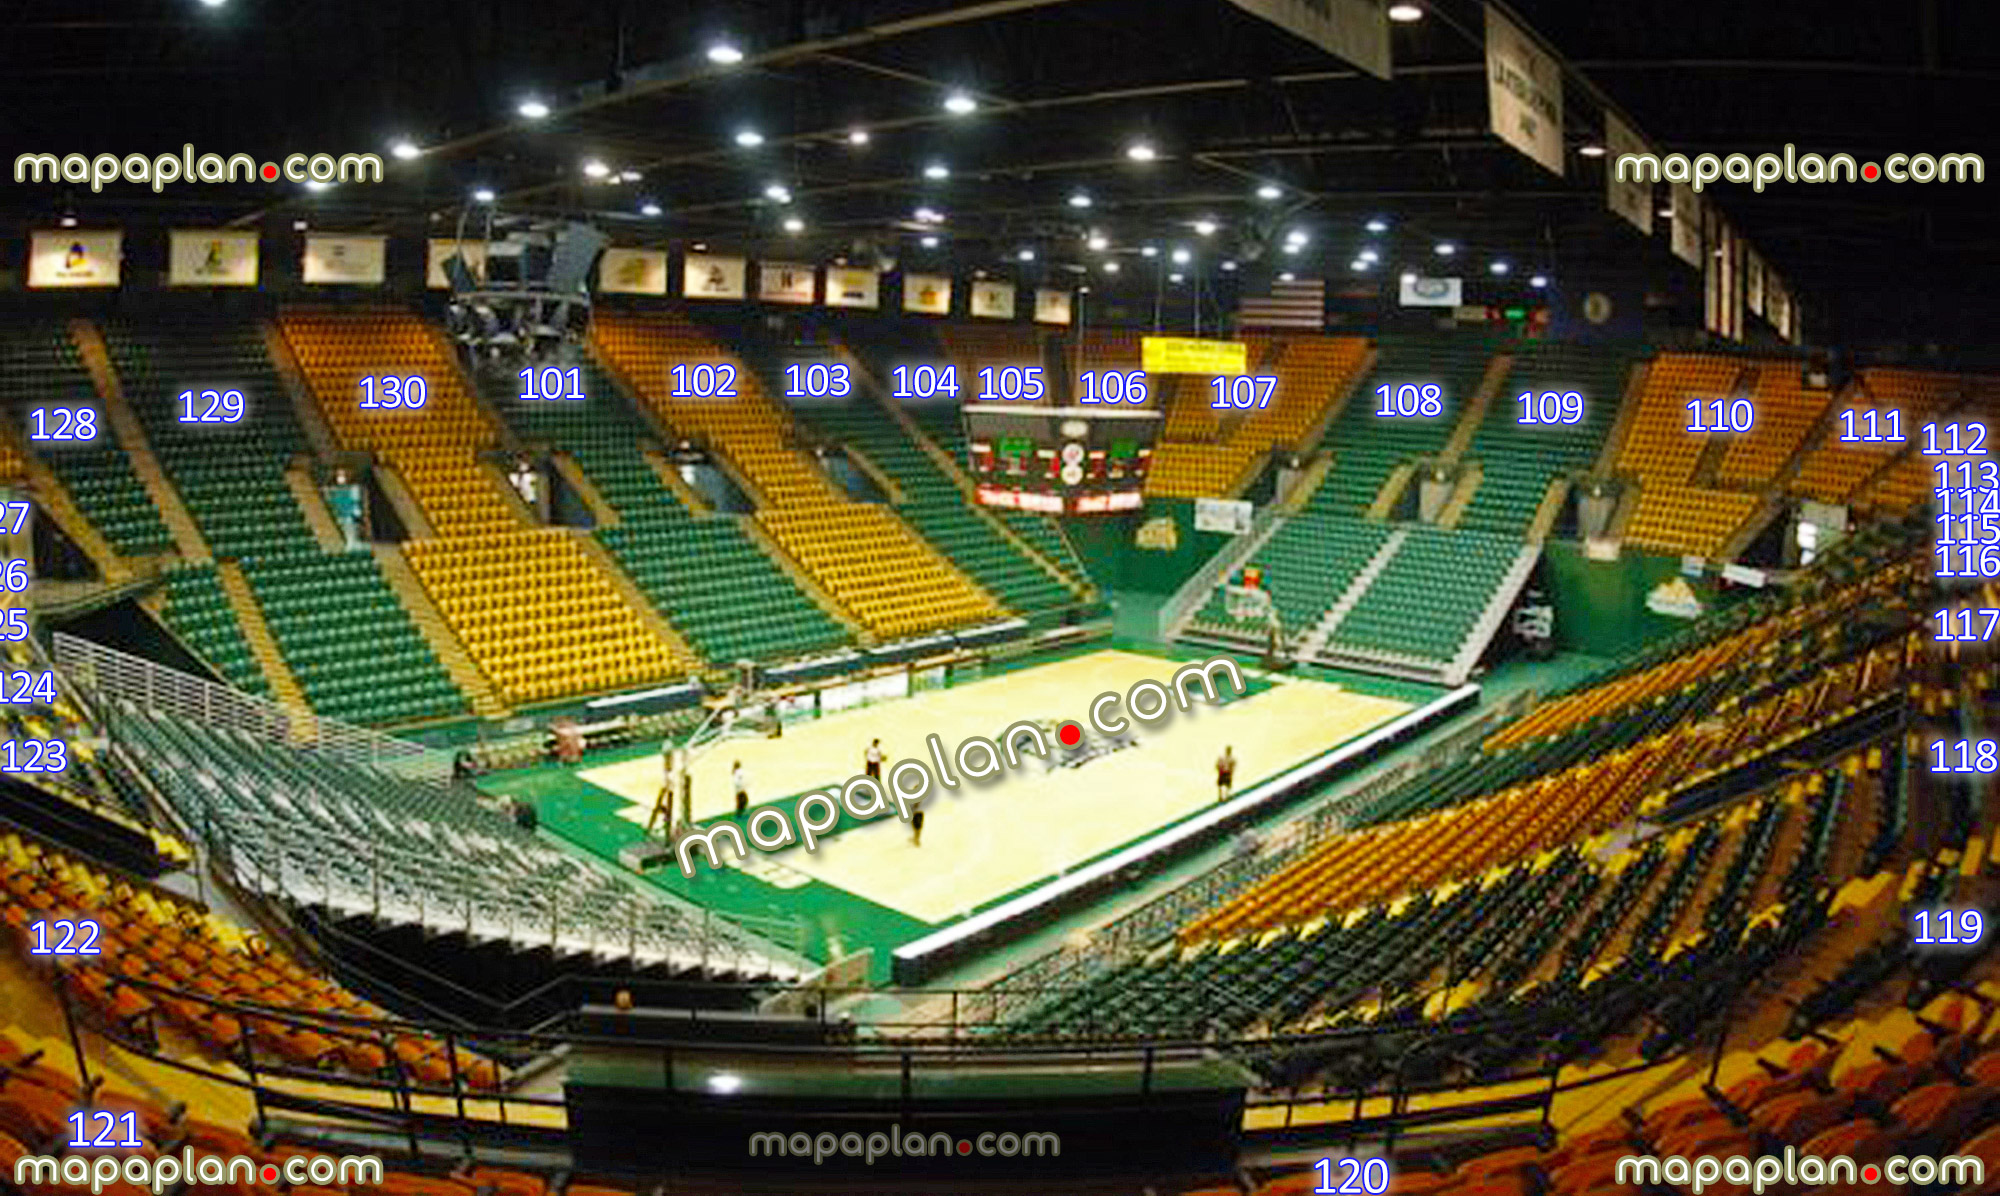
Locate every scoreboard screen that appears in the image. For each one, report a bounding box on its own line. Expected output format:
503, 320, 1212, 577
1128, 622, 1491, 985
961, 404, 1162, 515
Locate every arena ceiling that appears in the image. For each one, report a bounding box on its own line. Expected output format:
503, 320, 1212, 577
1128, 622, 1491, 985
4, 0, 1995, 346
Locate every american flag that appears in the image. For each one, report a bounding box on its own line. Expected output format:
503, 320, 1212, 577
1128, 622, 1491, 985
1238, 277, 1325, 329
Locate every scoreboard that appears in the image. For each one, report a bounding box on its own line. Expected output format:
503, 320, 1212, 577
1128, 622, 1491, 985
961, 405, 1161, 515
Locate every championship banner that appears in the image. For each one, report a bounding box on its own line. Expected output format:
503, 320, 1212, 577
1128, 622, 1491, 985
29, 230, 121, 288
971, 280, 1016, 320
598, 248, 667, 295
1142, 336, 1247, 376
1399, 275, 1462, 307
1745, 250, 1765, 317
169, 229, 258, 286
683, 252, 747, 300
825, 266, 880, 310
1766, 276, 1791, 344
1225, 0, 1389, 81
1669, 184, 1703, 268
427, 238, 487, 288
902, 273, 951, 315
1033, 288, 1073, 326
1604, 112, 1653, 235
1485, 5, 1564, 177
302, 234, 386, 285
759, 262, 816, 305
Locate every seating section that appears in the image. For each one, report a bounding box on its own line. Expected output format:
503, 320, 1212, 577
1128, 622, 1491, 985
1187, 517, 1389, 641
1616, 353, 1744, 485
936, 324, 1048, 394
158, 564, 269, 697
1792, 367, 1959, 504
0, 324, 171, 556
1330, 527, 1521, 666
1457, 342, 1627, 534
98, 318, 318, 559
279, 311, 692, 705
1623, 481, 1761, 557
494, 361, 851, 664
107, 697, 795, 977
592, 312, 1001, 640
1715, 365, 1831, 487
1314, 335, 1495, 516
239, 552, 466, 725
1146, 336, 1369, 499
1, 829, 499, 1090
798, 401, 1076, 615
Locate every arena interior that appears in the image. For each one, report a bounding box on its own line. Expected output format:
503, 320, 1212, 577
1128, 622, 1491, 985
2, 0, 1998, 1192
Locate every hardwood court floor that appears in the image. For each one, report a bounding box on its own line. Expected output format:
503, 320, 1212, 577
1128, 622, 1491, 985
578, 650, 1409, 923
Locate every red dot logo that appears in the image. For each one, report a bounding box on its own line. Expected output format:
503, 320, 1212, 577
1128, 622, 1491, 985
1862, 1165, 1880, 1183
261, 163, 279, 182
1057, 722, 1083, 747
957, 1139, 972, 1155
261, 1165, 279, 1182
1862, 163, 1880, 181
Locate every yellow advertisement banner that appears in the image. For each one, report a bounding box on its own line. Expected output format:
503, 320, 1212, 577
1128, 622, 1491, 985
1140, 336, 1248, 376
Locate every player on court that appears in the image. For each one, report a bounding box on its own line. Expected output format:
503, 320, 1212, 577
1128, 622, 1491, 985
1216, 746, 1236, 802
865, 738, 884, 780
733, 761, 749, 820
911, 799, 926, 846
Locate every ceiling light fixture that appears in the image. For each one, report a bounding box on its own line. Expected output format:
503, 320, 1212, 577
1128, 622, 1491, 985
783, 216, 804, 233
1069, 192, 1092, 208
923, 162, 950, 180
59, 216, 78, 228
920, 235, 939, 248
1220, 260, 1237, 272
472, 187, 496, 203
1530, 275, 1549, 288
847, 129, 870, 145
706, 41, 744, 65
582, 160, 609, 179
1278, 271, 1296, 282
1434, 242, 1456, 256
1387, 3, 1424, 21
943, 92, 977, 115
1351, 259, 1370, 272
1489, 260, 1510, 275
517, 98, 550, 120
1126, 141, 1156, 162
1193, 218, 1217, 236
1359, 248, 1380, 263
1170, 247, 1190, 264
734, 129, 764, 148
390, 140, 420, 161
1168, 273, 1184, 283
1365, 217, 1389, 233
1140, 245, 1158, 258
763, 183, 792, 203
1086, 233, 1108, 251
1578, 143, 1607, 158
641, 202, 662, 217
1017, 248, 1036, 262
1103, 261, 1120, 273
1256, 183, 1282, 200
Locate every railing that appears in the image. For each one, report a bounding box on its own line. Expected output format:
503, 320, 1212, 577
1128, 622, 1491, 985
1156, 503, 1289, 639
55, 632, 451, 782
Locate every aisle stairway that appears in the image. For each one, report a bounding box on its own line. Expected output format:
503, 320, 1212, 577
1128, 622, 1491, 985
592, 312, 1001, 641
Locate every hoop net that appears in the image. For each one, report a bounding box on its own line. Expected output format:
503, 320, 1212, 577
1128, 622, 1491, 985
1223, 583, 1275, 625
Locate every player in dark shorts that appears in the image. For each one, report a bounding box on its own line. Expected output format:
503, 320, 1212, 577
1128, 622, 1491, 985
865, 738, 883, 781
912, 804, 926, 845
1216, 746, 1236, 801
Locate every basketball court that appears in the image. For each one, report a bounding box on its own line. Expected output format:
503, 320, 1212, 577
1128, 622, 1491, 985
515, 647, 1417, 948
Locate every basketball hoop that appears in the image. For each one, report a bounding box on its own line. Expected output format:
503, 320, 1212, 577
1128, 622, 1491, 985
1223, 583, 1274, 626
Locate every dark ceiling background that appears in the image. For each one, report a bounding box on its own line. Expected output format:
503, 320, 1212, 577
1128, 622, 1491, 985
3, 0, 1994, 347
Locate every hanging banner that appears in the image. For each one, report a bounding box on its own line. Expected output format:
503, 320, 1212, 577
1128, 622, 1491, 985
302, 234, 386, 285
1669, 184, 1703, 268
1141, 337, 1248, 376
1225, 0, 1388, 79
1194, 497, 1254, 535
1745, 250, 1765, 318
427, 238, 487, 289
970, 280, 1016, 320
683, 252, 747, 300
1603, 112, 1653, 236
168, 229, 258, 286
1485, 5, 1565, 177
902, 273, 951, 315
1399, 275, 1462, 307
1034, 288, 1073, 326
1766, 276, 1791, 343
825, 266, 880, 309
759, 261, 816, 305
28, 230, 121, 288
598, 248, 667, 295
